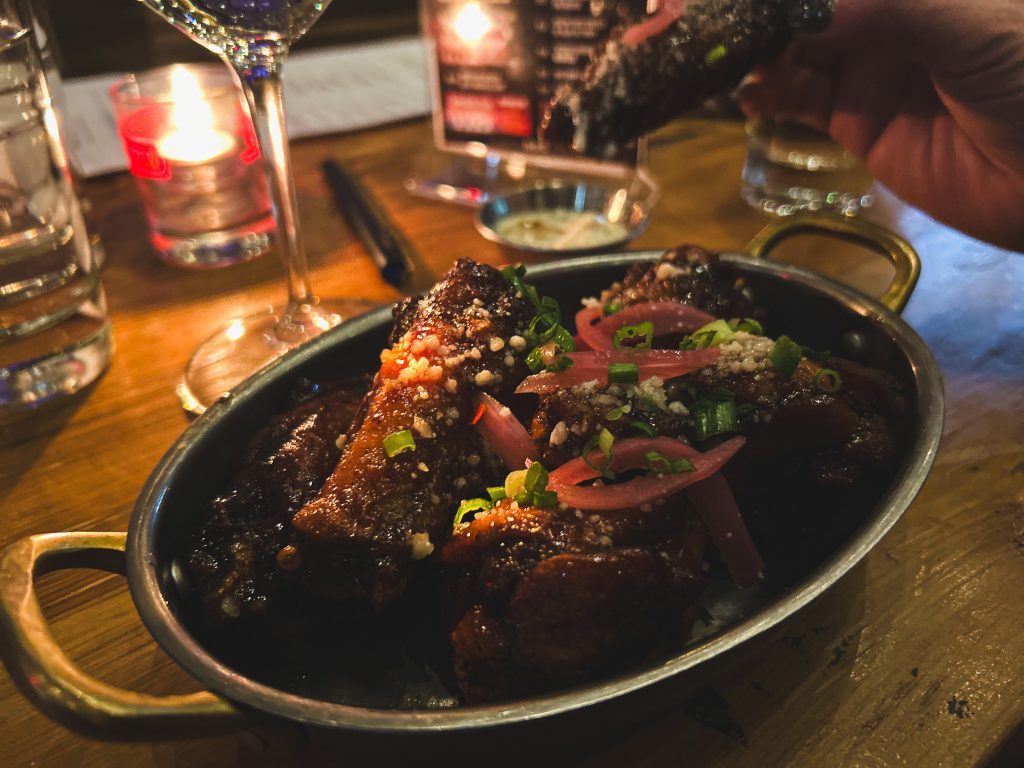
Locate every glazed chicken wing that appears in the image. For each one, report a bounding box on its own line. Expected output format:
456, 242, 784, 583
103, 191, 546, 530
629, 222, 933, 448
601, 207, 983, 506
187, 379, 369, 623
289, 260, 531, 608
441, 500, 705, 702
542, 0, 833, 156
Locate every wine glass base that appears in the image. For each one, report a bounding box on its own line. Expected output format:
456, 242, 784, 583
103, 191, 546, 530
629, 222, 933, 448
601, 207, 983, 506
178, 299, 378, 415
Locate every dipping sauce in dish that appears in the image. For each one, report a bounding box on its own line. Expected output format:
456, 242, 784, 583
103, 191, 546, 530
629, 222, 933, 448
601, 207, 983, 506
494, 209, 631, 251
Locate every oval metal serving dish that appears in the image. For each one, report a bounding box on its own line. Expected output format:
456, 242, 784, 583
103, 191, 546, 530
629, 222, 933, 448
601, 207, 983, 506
0, 244, 943, 743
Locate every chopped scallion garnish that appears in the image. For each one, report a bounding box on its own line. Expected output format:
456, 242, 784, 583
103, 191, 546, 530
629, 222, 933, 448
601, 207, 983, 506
769, 335, 803, 378
692, 399, 737, 442
602, 301, 622, 316
608, 362, 639, 384
547, 355, 574, 372
644, 450, 696, 475
582, 427, 616, 479
814, 368, 843, 393
383, 429, 416, 457
487, 486, 507, 502
613, 321, 655, 350
705, 43, 728, 65
523, 461, 549, 494
509, 461, 557, 507
628, 418, 657, 437
729, 317, 763, 336
605, 403, 633, 422
453, 498, 493, 527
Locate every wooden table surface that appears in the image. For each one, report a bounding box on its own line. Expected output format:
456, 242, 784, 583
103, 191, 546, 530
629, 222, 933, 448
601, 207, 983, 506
1, 118, 1021, 767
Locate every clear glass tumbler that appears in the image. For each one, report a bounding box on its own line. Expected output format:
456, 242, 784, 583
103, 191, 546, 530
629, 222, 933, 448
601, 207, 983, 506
0, 13, 110, 410
741, 118, 874, 217
111, 64, 275, 269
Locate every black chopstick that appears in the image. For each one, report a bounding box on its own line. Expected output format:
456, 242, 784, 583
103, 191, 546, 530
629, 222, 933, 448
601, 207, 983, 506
320, 159, 409, 288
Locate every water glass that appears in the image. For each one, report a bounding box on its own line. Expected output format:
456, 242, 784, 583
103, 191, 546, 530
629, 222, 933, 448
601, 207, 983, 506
0, 21, 110, 410
111, 64, 274, 269
741, 118, 873, 217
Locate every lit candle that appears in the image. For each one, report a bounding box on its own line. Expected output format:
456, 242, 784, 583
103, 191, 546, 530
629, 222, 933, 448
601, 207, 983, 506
156, 66, 235, 164
453, 2, 493, 45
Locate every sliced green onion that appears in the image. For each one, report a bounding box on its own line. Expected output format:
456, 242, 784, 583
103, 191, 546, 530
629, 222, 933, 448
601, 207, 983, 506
500, 264, 541, 310
689, 319, 736, 349
814, 368, 843, 393
608, 362, 639, 384
554, 325, 576, 352
486, 486, 507, 502
644, 450, 672, 475
504, 468, 528, 499
582, 427, 616, 479
800, 344, 832, 363
525, 347, 546, 373
693, 400, 738, 441
453, 498, 493, 527
602, 301, 622, 316
383, 429, 416, 457
547, 355, 574, 372
628, 418, 657, 437
523, 461, 549, 494
605, 403, 632, 421
729, 317, 763, 336
769, 335, 803, 378
531, 489, 558, 508
705, 43, 728, 65
678, 334, 693, 350
510, 462, 558, 507
613, 321, 655, 350
644, 450, 695, 475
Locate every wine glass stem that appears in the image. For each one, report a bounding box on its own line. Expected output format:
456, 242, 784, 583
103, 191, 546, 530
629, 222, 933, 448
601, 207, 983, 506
234, 63, 315, 312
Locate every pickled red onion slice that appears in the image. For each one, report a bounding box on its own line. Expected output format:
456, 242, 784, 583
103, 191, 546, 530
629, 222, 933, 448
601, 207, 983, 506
549, 435, 744, 510
515, 348, 720, 394
686, 473, 764, 587
473, 393, 538, 471
574, 301, 716, 352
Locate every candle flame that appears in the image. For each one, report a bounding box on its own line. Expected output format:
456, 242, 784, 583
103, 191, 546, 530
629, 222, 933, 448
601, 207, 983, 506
453, 2, 492, 45
158, 66, 234, 164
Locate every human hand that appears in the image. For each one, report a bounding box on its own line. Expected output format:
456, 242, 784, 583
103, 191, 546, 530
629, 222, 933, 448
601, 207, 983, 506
737, 0, 1024, 251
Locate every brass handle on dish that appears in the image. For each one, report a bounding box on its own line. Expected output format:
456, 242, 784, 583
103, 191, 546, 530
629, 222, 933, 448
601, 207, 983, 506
0, 532, 244, 739
745, 213, 921, 313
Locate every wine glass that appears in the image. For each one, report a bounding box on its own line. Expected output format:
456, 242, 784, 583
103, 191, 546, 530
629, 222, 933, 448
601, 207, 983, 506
136, 0, 375, 413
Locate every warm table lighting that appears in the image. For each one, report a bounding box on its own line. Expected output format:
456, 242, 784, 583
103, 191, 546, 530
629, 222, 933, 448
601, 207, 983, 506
111, 64, 273, 268
155, 66, 235, 164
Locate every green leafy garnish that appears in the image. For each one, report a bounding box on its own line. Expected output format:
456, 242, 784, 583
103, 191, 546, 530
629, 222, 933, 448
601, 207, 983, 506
769, 335, 803, 377
613, 321, 654, 350
453, 498, 492, 527
692, 399, 737, 442
486, 486, 507, 502
608, 362, 639, 384
800, 344, 832, 363
383, 430, 416, 457
729, 317, 763, 336
628, 418, 657, 437
814, 368, 843, 393
644, 450, 696, 475
681, 319, 735, 350
511, 462, 558, 507
705, 43, 728, 65
605, 403, 632, 421
582, 428, 616, 479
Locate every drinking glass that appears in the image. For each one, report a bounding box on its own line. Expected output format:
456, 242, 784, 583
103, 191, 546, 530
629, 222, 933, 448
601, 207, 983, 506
134, 1, 374, 413
0, 8, 111, 410
741, 118, 873, 217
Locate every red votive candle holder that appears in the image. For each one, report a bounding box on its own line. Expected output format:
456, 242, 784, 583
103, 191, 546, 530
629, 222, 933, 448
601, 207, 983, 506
111, 63, 274, 269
